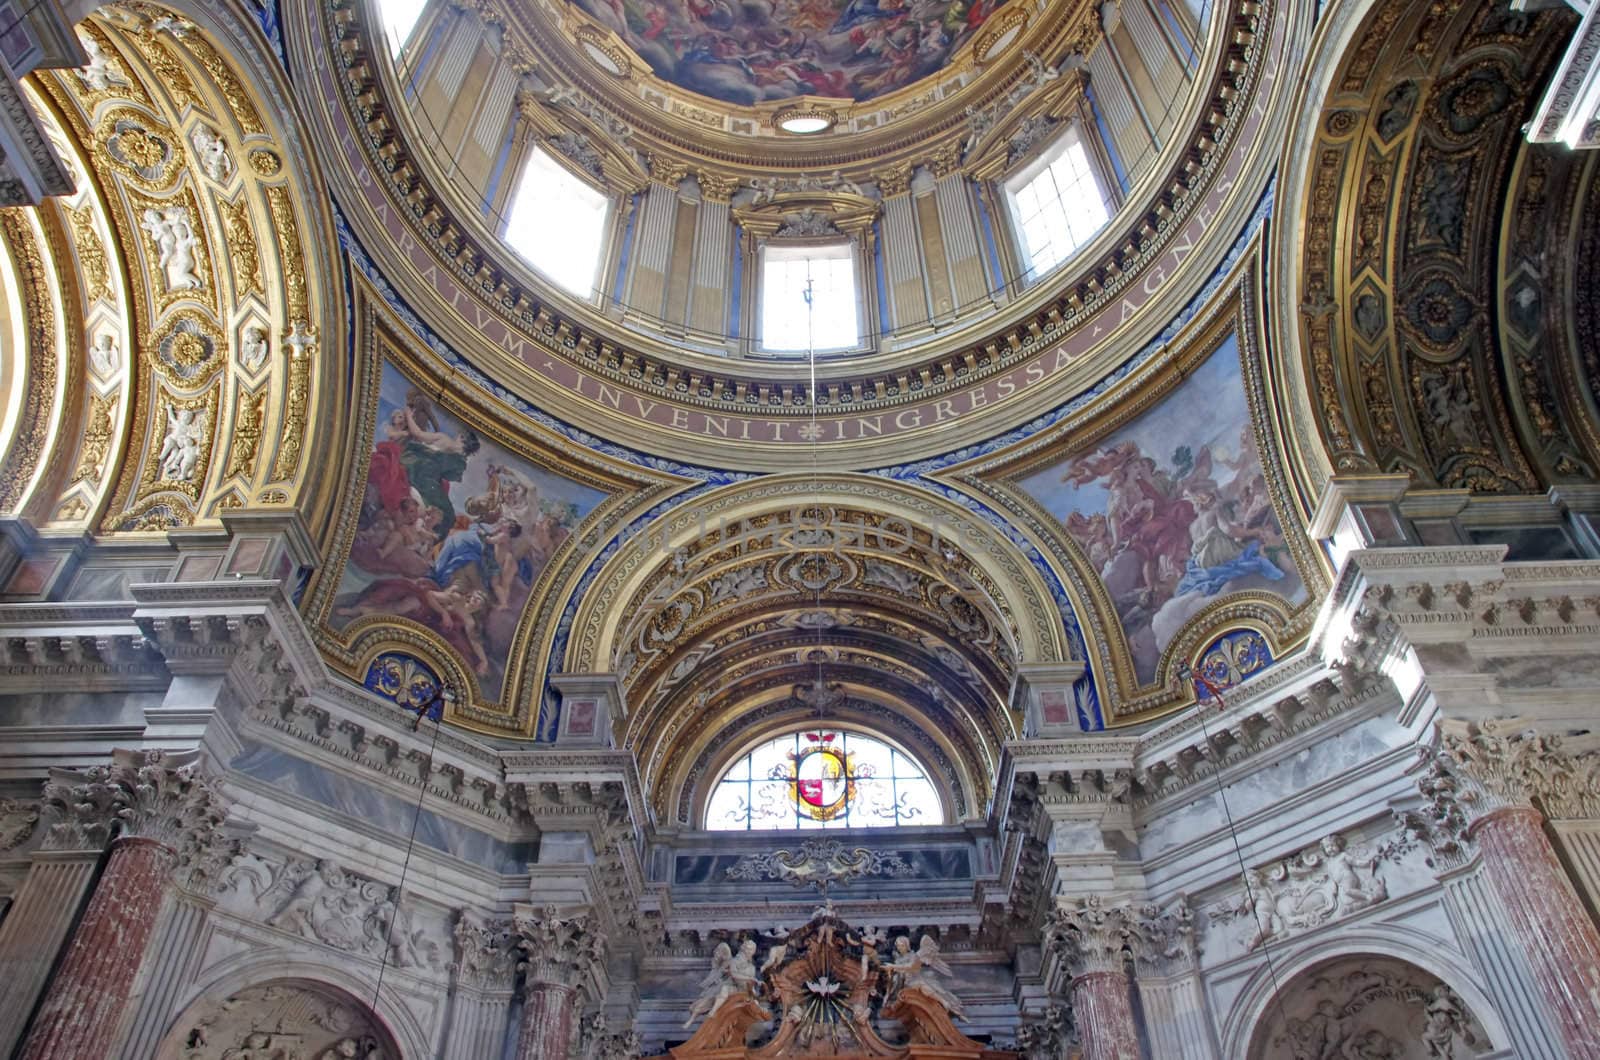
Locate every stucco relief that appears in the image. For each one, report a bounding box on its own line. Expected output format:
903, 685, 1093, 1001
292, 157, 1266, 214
217, 853, 446, 971
1247, 956, 1491, 1060
162, 981, 397, 1060
1211, 831, 1398, 951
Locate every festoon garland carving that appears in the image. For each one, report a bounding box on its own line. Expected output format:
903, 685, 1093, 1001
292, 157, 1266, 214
515, 905, 607, 988
39, 748, 230, 880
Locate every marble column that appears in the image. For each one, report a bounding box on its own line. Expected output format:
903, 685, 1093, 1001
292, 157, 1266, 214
1048, 896, 1142, 1060
513, 904, 606, 1060
17, 749, 227, 1060
0, 800, 101, 1058
1471, 807, 1600, 1058
1427, 720, 1600, 1060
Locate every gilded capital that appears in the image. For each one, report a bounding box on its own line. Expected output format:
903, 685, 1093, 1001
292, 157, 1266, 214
697, 171, 740, 203
514, 904, 607, 989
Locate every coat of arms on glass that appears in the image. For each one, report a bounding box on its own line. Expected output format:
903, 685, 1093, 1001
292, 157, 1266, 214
707, 730, 942, 830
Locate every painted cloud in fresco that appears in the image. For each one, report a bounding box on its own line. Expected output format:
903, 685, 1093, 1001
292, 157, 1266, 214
331, 363, 605, 700
1017, 335, 1305, 683
570, 0, 1012, 104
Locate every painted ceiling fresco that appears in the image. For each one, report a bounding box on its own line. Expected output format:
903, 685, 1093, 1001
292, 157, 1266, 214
330, 362, 605, 701
570, 0, 1013, 103
1017, 335, 1306, 683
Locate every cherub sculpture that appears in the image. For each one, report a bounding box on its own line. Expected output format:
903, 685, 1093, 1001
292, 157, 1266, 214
684, 939, 763, 1028
886, 935, 967, 1021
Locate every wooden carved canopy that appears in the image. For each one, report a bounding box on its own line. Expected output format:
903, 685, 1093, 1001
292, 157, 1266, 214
657, 907, 1017, 1060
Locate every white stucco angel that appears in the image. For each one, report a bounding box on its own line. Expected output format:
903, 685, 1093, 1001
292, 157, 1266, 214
684, 938, 762, 1028
89, 333, 120, 377
886, 935, 967, 1021
77, 35, 128, 91
239, 326, 270, 373
190, 124, 233, 182
158, 406, 203, 482
141, 207, 202, 291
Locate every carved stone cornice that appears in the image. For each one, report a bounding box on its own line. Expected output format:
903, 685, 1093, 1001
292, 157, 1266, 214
40, 749, 229, 879
1352, 549, 1600, 646
514, 905, 607, 990
1045, 895, 1136, 979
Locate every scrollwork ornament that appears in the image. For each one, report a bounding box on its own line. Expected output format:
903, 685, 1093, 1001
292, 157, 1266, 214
725, 838, 914, 891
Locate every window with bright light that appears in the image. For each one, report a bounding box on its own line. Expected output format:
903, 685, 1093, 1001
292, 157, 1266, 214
502, 146, 610, 299
761, 242, 858, 352
375, 0, 428, 57
1005, 128, 1111, 279
705, 729, 944, 830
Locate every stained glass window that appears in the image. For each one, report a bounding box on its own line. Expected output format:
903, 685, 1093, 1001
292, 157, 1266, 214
705, 730, 943, 830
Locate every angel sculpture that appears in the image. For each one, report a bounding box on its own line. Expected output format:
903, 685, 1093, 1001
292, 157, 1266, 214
684, 939, 762, 1028
886, 935, 968, 1021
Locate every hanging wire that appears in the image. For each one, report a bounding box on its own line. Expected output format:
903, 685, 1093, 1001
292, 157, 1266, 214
371, 688, 449, 1013
1178, 664, 1290, 1026
804, 269, 828, 759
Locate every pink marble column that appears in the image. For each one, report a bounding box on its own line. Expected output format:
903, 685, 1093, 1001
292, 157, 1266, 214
16, 749, 226, 1060
18, 837, 174, 1059
514, 905, 606, 1060
1070, 969, 1142, 1060
516, 980, 580, 1058
1472, 806, 1600, 1059
1048, 896, 1144, 1060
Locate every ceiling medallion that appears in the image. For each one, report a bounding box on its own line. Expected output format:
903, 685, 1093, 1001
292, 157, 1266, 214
573, 24, 630, 78
773, 103, 838, 136
972, 6, 1030, 66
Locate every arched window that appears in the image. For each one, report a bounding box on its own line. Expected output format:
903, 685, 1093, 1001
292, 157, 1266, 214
1003, 125, 1112, 280
705, 729, 944, 830
373, 0, 428, 57
502, 145, 611, 299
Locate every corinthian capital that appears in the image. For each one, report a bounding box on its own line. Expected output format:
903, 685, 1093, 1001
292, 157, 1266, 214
514, 904, 606, 989
40, 749, 229, 872
1046, 895, 1136, 979
1438, 718, 1598, 819
1128, 895, 1198, 977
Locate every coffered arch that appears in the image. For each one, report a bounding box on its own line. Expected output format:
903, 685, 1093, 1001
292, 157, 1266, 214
565, 474, 1075, 814
0, 0, 346, 537
1272, 0, 1597, 509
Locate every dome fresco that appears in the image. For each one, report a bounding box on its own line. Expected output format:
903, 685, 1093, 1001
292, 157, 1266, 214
568, 0, 1015, 103
4, 0, 1600, 1055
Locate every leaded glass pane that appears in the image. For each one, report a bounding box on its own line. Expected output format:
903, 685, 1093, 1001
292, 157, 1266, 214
705, 729, 943, 830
